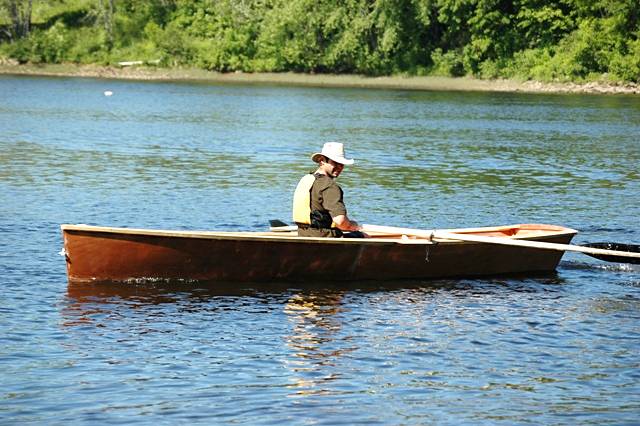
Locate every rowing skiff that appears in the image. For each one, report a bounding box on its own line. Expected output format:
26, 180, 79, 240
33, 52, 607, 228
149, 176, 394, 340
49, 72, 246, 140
60, 223, 577, 284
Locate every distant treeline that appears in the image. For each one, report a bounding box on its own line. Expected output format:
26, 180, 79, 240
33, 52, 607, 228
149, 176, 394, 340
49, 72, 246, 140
1, 0, 638, 82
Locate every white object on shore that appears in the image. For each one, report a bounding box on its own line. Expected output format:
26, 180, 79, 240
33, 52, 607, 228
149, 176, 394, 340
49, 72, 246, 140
117, 59, 160, 67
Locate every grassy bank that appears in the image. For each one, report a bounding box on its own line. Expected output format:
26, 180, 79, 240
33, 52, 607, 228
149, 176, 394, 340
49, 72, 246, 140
1, 62, 639, 95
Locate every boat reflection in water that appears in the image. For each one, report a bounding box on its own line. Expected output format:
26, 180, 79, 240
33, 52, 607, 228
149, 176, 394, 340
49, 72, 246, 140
283, 292, 349, 395
61, 277, 574, 404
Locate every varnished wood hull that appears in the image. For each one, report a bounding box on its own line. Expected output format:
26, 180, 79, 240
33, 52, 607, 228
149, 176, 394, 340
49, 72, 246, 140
61, 224, 577, 284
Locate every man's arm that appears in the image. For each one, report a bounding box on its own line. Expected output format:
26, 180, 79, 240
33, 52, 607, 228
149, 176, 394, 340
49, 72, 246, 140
332, 214, 361, 232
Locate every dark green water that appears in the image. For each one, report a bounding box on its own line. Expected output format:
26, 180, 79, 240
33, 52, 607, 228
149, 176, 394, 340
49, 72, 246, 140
1, 75, 639, 424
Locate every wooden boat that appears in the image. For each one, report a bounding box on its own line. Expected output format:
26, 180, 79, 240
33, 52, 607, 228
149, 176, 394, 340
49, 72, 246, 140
61, 223, 578, 284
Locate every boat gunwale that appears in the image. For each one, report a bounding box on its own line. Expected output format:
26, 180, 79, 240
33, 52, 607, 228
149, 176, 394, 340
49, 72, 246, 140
61, 224, 401, 245
60, 223, 578, 245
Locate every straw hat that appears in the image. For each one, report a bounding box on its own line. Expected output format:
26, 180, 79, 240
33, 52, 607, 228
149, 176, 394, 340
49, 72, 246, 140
311, 142, 355, 165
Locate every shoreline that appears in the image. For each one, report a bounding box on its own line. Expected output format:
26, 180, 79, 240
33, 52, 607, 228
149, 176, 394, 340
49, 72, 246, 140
1, 62, 639, 95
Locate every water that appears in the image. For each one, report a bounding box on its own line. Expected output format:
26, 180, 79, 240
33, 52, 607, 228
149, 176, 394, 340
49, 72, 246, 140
1, 75, 639, 424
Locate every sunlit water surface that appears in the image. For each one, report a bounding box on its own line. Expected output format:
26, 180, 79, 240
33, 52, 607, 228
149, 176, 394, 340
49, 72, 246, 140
1, 75, 639, 424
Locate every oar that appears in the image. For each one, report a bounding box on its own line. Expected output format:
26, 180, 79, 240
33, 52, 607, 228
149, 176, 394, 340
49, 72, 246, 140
361, 224, 640, 265
269, 219, 297, 232
268, 220, 640, 264
580, 242, 640, 264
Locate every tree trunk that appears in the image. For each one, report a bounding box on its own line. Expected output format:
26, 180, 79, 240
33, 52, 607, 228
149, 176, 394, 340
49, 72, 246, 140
98, 0, 115, 48
22, 0, 31, 36
5, 0, 32, 39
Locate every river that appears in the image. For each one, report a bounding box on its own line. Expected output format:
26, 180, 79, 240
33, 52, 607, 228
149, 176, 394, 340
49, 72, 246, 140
1, 75, 639, 424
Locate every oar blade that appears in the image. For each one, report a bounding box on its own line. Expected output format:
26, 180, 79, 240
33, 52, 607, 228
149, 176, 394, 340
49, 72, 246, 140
268, 219, 298, 232
269, 219, 290, 228
581, 243, 640, 265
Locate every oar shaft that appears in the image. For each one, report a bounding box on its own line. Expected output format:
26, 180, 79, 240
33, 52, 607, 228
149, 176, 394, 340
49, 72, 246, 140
361, 224, 640, 261
432, 231, 640, 260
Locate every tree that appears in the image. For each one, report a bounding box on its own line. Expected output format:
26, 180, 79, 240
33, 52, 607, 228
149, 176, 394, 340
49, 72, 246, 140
1, 0, 33, 39
97, 0, 114, 48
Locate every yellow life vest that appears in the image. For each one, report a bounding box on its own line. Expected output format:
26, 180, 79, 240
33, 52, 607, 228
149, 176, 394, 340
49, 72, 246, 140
292, 174, 337, 228
292, 174, 316, 224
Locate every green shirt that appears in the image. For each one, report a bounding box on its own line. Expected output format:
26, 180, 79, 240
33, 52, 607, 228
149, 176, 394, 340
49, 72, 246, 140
299, 174, 347, 237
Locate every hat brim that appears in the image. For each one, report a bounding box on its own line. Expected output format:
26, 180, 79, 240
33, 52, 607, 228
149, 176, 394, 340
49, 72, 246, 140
311, 152, 355, 165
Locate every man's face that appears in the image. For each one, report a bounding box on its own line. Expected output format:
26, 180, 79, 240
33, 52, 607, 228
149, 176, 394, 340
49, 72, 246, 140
322, 158, 345, 178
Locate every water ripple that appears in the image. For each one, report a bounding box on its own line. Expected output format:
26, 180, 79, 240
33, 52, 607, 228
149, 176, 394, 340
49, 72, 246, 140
1, 76, 639, 425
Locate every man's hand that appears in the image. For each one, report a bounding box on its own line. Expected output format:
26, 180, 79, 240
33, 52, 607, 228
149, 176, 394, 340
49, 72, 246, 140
333, 215, 361, 232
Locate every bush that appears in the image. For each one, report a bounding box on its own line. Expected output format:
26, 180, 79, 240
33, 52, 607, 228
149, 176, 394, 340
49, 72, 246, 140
5, 21, 74, 63
543, 19, 616, 81
0, 38, 31, 63
429, 48, 464, 77
506, 48, 555, 81
192, 34, 253, 72
477, 59, 504, 79
608, 38, 640, 82
66, 27, 106, 63
146, 23, 194, 66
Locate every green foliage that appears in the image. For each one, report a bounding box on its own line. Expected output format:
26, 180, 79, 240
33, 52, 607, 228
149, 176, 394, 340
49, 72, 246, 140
0, 0, 638, 82
528, 17, 623, 81
2, 21, 73, 63
502, 47, 553, 80
430, 48, 465, 76
255, 0, 325, 72
66, 26, 109, 63
608, 38, 640, 81
165, 0, 259, 71
516, 2, 573, 48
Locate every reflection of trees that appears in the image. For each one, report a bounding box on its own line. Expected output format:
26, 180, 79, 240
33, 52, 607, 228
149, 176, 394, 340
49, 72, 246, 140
283, 292, 355, 395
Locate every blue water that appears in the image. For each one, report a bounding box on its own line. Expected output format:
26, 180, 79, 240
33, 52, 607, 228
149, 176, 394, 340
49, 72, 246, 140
1, 75, 639, 424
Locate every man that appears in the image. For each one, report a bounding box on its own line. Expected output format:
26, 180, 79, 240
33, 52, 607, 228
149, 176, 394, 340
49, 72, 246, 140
293, 142, 367, 238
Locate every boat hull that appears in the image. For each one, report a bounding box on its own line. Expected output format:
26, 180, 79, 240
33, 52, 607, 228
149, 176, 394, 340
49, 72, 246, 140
61, 224, 577, 284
